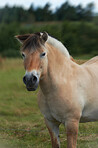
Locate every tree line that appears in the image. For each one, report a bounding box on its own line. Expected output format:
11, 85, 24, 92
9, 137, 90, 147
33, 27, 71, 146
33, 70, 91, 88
0, 21, 98, 57
0, 1, 96, 23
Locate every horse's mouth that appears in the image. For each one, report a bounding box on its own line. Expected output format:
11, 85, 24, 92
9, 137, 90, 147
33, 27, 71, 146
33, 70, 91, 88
26, 85, 38, 91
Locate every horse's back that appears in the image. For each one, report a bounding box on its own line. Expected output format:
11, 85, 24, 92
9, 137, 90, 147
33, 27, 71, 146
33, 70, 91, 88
83, 56, 98, 65
82, 56, 98, 80
80, 56, 98, 122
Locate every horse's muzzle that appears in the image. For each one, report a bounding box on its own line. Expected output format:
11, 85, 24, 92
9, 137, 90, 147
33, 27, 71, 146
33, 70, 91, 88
23, 74, 39, 91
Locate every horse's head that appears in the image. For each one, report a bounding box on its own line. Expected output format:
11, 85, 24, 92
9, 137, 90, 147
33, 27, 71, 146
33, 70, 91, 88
16, 32, 48, 91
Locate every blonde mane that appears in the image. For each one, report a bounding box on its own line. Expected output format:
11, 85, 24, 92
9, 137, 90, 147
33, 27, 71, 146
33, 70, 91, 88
46, 34, 70, 59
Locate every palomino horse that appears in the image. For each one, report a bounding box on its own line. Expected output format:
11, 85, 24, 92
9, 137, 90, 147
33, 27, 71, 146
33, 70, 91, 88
16, 32, 98, 148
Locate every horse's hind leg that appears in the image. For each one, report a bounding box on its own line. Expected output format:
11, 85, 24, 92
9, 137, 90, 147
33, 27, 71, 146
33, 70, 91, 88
45, 118, 60, 148
66, 119, 79, 148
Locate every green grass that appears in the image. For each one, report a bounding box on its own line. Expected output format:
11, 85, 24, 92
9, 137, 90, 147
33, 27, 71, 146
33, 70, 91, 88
0, 58, 98, 148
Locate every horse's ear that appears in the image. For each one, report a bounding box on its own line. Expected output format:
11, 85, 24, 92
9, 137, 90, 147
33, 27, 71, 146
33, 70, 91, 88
15, 34, 30, 44
41, 32, 48, 42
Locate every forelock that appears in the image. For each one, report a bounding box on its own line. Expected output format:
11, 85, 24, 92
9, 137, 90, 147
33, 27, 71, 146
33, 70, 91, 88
21, 33, 44, 51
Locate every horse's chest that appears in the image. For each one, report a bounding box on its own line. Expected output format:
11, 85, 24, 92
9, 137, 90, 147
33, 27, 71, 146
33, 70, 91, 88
38, 93, 70, 123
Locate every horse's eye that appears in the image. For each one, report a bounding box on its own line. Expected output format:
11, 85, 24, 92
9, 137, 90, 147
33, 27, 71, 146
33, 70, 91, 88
21, 53, 25, 59
40, 52, 46, 58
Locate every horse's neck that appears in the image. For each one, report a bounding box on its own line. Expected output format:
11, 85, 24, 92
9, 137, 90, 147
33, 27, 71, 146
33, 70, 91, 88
40, 44, 73, 94
46, 35, 70, 58
47, 45, 70, 76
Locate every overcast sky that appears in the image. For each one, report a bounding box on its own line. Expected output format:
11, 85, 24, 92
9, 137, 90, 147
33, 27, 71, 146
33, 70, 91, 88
0, 0, 98, 12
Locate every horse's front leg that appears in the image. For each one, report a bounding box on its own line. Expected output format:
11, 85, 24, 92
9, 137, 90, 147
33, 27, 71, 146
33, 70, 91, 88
66, 119, 79, 148
45, 118, 60, 148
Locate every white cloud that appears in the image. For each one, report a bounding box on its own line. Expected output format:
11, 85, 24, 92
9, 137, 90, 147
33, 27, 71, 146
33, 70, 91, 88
0, 0, 32, 8
0, 0, 98, 11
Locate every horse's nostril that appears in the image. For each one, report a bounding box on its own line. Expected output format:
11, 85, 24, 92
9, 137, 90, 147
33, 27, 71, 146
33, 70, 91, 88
32, 75, 37, 84
23, 76, 26, 84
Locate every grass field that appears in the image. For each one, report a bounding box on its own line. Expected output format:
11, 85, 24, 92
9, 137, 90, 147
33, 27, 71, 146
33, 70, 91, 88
0, 58, 98, 148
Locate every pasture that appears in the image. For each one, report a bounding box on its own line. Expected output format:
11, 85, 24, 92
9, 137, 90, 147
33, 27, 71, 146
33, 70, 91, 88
0, 58, 98, 148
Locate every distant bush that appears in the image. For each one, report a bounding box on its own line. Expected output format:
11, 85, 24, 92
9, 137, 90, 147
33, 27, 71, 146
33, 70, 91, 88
0, 23, 20, 57
61, 21, 98, 55
1, 49, 21, 58
0, 21, 97, 58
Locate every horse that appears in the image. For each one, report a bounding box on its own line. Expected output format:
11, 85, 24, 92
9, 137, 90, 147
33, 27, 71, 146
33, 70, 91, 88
15, 32, 98, 148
